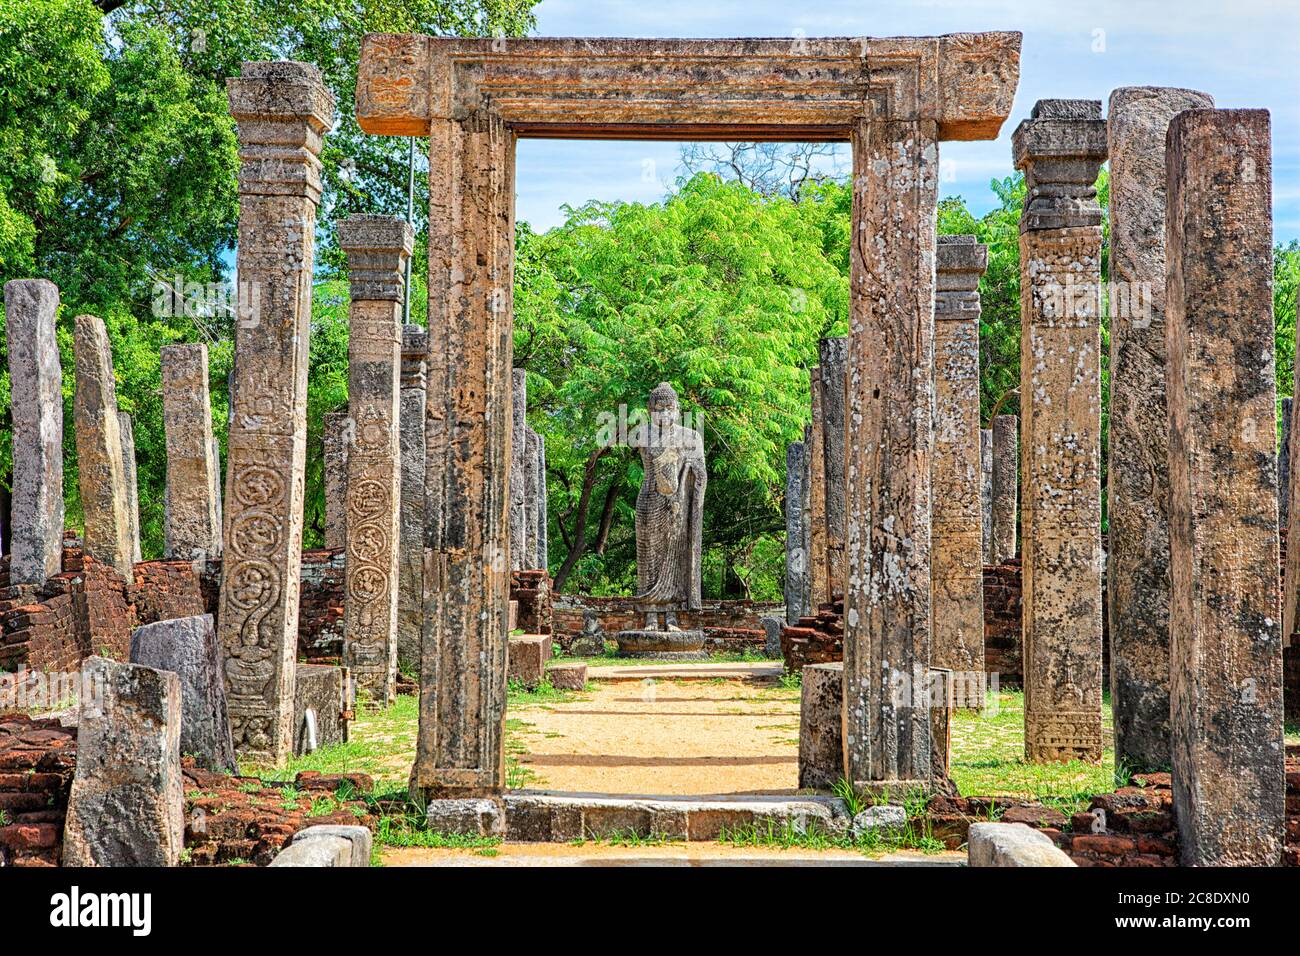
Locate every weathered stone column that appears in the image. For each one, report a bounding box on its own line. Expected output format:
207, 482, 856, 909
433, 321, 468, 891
819, 337, 848, 600
1281, 397, 1292, 530
1169, 108, 1283, 866
800, 423, 814, 616
843, 116, 939, 790
218, 61, 334, 765
785, 440, 808, 624
339, 214, 412, 707
1107, 86, 1214, 772
535, 433, 548, 570
980, 428, 994, 564
510, 368, 527, 571
161, 343, 223, 562
991, 414, 1018, 564
322, 411, 350, 551
4, 279, 64, 586
74, 313, 134, 580
398, 325, 428, 671
524, 428, 539, 569
118, 412, 142, 565
807, 367, 829, 609
1014, 100, 1107, 764
931, 236, 988, 701
416, 104, 515, 798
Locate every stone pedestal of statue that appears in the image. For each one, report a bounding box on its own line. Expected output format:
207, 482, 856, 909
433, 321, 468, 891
615, 628, 707, 660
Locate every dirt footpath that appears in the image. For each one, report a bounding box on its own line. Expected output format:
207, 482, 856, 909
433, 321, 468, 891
510, 676, 801, 796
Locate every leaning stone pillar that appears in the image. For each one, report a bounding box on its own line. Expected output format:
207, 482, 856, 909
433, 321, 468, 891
161, 344, 223, 562
415, 104, 515, 798
510, 369, 527, 571
980, 428, 994, 564
930, 236, 988, 701
4, 279, 64, 586
1169, 108, 1283, 866
1014, 100, 1107, 764
218, 61, 334, 765
74, 313, 134, 580
807, 368, 829, 609
818, 337, 848, 600
785, 440, 808, 624
322, 411, 350, 551
339, 214, 412, 707
843, 116, 939, 790
1107, 86, 1214, 772
398, 325, 428, 672
991, 414, 1018, 564
118, 412, 143, 565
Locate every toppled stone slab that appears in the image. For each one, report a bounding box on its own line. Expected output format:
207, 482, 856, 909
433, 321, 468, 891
63, 657, 184, 866
503, 793, 851, 843
425, 798, 505, 837
546, 661, 587, 691
270, 824, 372, 867
129, 613, 237, 774
851, 805, 907, 839
968, 822, 1076, 867
508, 634, 552, 689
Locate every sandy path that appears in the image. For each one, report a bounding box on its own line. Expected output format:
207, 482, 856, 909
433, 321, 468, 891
509, 676, 801, 796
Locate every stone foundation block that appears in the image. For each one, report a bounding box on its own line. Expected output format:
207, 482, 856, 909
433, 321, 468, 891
799, 662, 843, 790
425, 798, 505, 837
546, 661, 587, 690
508, 635, 552, 688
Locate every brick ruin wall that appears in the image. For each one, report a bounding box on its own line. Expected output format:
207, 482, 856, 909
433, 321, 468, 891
549, 592, 783, 652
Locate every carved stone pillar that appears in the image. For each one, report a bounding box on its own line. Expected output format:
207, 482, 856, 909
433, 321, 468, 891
819, 337, 848, 600
785, 440, 808, 625
1168, 108, 1283, 866
218, 61, 334, 765
1014, 99, 1106, 764
415, 105, 515, 798
1107, 86, 1213, 772
524, 428, 539, 569
807, 367, 829, 610
980, 428, 993, 564
843, 116, 939, 790
340, 214, 412, 707
991, 414, 1018, 564
161, 344, 223, 562
398, 325, 428, 672
510, 369, 527, 571
322, 411, 350, 551
931, 235, 988, 702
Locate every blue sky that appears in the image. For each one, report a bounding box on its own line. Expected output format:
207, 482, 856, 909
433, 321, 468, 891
514, 0, 1300, 241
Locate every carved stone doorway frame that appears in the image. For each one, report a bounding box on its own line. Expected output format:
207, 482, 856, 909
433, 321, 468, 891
356, 32, 1021, 797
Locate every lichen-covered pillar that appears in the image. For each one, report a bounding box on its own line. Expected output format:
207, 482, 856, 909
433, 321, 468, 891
339, 215, 412, 707
398, 325, 428, 672
535, 433, 548, 571
510, 369, 527, 571
819, 337, 848, 600
416, 104, 515, 798
524, 428, 539, 569
1169, 108, 1283, 866
991, 414, 1018, 564
322, 411, 350, 551
1281, 397, 1292, 531
118, 412, 142, 565
4, 279, 64, 586
161, 344, 223, 562
930, 236, 988, 697
218, 62, 334, 765
1014, 100, 1107, 764
800, 423, 814, 616
843, 116, 939, 790
807, 367, 829, 609
980, 428, 993, 564
74, 313, 134, 581
785, 440, 808, 624
1107, 86, 1214, 772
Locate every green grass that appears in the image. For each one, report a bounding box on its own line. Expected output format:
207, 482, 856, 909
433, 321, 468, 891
948, 690, 1117, 815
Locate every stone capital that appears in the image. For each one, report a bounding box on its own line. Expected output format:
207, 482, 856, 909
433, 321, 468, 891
1013, 99, 1107, 232
227, 61, 336, 200
936, 235, 988, 298
401, 324, 428, 390
340, 215, 415, 302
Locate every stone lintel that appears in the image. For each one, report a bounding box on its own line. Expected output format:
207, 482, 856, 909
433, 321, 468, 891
357, 32, 1021, 141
